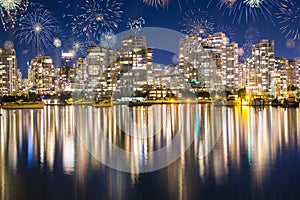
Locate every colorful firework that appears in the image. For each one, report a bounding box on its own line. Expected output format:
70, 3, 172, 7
141, 0, 169, 8
219, 0, 236, 8
100, 31, 117, 49
141, 0, 195, 10
70, 0, 123, 45
0, 0, 22, 10
53, 38, 62, 48
217, 0, 279, 24
71, 40, 86, 57
0, 0, 28, 31
72, 41, 85, 52
4, 40, 14, 49
241, 41, 253, 60
244, 27, 261, 43
286, 39, 295, 49
15, 3, 58, 56
244, 0, 263, 8
276, 0, 300, 40
180, 9, 214, 38
215, 24, 236, 41
127, 17, 145, 34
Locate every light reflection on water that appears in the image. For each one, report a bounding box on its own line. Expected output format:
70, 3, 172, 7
0, 106, 300, 199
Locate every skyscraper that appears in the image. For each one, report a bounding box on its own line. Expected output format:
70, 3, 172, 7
0, 48, 18, 95
28, 56, 54, 94
117, 35, 153, 94
85, 46, 116, 94
252, 39, 275, 93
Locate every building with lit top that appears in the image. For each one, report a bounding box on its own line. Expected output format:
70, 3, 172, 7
0, 48, 18, 95
54, 52, 76, 92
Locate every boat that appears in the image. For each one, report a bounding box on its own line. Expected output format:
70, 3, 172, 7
280, 95, 299, 108
271, 98, 280, 107
226, 95, 241, 106
197, 97, 213, 104
250, 95, 265, 106
43, 99, 67, 106
93, 100, 112, 107
1, 102, 45, 109
213, 99, 224, 106
128, 100, 152, 107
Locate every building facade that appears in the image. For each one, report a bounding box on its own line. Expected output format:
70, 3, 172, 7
0, 48, 18, 95
252, 40, 275, 93
28, 56, 54, 94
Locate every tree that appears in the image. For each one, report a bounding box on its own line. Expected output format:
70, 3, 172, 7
288, 84, 297, 91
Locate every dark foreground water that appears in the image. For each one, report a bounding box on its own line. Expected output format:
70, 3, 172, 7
1, 105, 300, 200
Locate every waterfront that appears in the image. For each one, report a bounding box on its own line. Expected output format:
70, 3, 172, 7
1, 105, 300, 199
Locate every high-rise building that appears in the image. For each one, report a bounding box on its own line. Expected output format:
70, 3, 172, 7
274, 56, 289, 95
224, 42, 239, 90
179, 33, 238, 92
28, 56, 54, 94
117, 35, 153, 94
0, 48, 18, 95
61, 52, 74, 67
54, 52, 76, 92
287, 59, 299, 89
85, 46, 116, 94
74, 57, 87, 89
179, 34, 219, 92
252, 39, 275, 93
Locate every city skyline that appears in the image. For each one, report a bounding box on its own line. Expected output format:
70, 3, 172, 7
2, 31, 300, 99
0, 0, 299, 77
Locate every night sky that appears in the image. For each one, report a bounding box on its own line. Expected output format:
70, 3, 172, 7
0, 0, 299, 77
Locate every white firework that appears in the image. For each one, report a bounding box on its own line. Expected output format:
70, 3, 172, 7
0, 0, 22, 10
244, 0, 263, 8
180, 9, 215, 37
53, 38, 62, 48
286, 39, 295, 49
70, 0, 123, 45
100, 31, 117, 49
4, 40, 14, 49
141, 0, 169, 8
127, 17, 145, 34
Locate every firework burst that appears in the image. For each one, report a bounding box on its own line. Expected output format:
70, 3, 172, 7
241, 41, 253, 60
286, 39, 295, 49
0, 0, 28, 31
100, 31, 117, 49
215, 24, 236, 41
53, 38, 62, 48
244, 27, 261, 43
70, 0, 123, 45
244, 0, 263, 8
142, 0, 195, 10
127, 17, 145, 34
72, 41, 85, 52
217, 0, 279, 24
276, 0, 300, 40
4, 40, 14, 49
0, 0, 22, 10
15, 3, 58, 56
180, 9, 214, 38
141, 0, 169, 8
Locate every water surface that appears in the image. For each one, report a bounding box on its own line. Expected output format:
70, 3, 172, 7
1, 105, 300, 199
